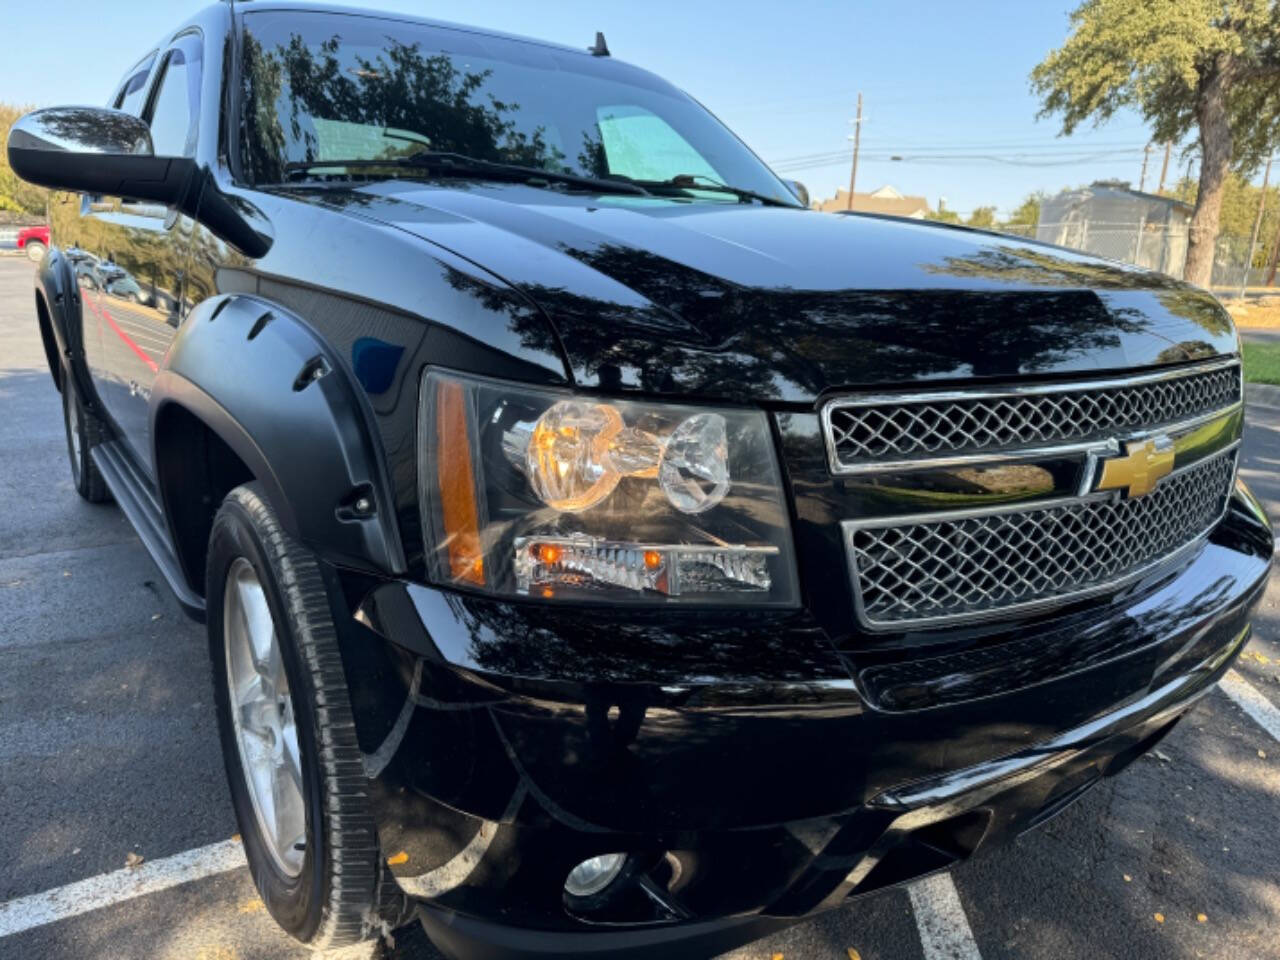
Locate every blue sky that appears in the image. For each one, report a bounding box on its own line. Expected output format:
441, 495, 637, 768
0, 1, 1217, 215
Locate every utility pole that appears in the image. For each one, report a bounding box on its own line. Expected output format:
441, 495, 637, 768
1266, 215, 1280, 286
1139, 143, 1152, 192
1157, 141, 1172, 194
1239, 153, 1273, 300
846, 93, 863, 212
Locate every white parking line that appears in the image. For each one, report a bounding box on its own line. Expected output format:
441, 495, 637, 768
907, 872, 983, 960
1220, 668, 1280, 742
0, 840, 245, 939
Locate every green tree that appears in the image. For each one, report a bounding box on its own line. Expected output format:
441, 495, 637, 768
0, 103, 49, 217
926, 208, 962, 224
1031, 0, 1280, 286
1004, 191, 1047, 230
966, 205, 998, 228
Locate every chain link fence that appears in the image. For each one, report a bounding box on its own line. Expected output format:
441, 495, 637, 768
999, 182, 1277, 291
1210, 233, 1276, 290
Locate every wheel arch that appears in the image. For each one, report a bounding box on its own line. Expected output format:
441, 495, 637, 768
151, 293, 406, 599
34, 288, 63, 393
153, 400, 259, 596
33, 248, 81, 393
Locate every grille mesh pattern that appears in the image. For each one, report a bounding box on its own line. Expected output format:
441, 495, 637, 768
849, 449, 1237, 627
826, 364, 1241, 468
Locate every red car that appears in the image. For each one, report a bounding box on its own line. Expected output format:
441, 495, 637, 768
16, 224, 49, 262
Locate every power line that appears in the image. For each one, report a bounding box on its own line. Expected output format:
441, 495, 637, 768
767, 143, 1154, 169
772, 149, 1153, 172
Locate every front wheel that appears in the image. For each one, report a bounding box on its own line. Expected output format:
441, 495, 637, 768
62, 379, 110, 503
207, 485, 393, 947
25, 241, 47, 263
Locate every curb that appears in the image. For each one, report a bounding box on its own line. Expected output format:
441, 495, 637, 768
1246, 383, 1280, 409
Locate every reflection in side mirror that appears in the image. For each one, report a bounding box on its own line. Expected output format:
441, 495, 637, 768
7, 106, 194, 208
783, 179, 810, 208
9, 105, 154, 156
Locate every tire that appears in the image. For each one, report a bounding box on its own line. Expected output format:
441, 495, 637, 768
206, 485, 396, 947
25, 241, 46, 263
62, 378, 110, 503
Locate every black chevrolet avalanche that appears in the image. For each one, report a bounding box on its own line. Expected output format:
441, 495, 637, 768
9, 3, 1274, 958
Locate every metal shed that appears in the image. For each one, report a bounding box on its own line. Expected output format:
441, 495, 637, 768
1036, 182, 1192, 279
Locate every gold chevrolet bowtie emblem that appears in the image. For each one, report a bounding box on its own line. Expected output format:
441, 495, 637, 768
1096, 436, 1175, 498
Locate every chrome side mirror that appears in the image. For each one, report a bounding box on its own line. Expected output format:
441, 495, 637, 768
8, 105, 154, 158
7, 106, 192, 206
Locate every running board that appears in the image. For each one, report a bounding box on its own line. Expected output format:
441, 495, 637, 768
91, 440, 206, 622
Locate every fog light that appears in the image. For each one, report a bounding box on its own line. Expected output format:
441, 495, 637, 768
565, 853, 627, 898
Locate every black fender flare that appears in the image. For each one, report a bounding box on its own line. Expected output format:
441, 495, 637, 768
151, 293, 406, 578
33, 247, 84, 395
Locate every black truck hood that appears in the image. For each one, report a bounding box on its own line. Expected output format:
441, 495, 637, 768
297, 181, 1237, 403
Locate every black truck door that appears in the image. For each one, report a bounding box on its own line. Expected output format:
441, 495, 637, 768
94, 34, 201, 472
47, 54, 157, 413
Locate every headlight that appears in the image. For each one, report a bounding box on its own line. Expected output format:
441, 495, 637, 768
418, 370, 798, 605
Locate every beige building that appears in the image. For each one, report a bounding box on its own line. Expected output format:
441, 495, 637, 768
814, 184, 930, 218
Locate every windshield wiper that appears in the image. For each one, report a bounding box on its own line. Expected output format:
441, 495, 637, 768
283, 151, 651, 196
619, 173, 796, 207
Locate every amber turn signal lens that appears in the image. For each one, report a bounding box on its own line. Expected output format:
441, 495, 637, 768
435, 379, 485, 586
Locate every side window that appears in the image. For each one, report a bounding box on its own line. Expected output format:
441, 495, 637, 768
146, 40, 203, 157
113, 55, 156, 116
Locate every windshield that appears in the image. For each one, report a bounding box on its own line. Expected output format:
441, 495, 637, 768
237, 11, 795, 204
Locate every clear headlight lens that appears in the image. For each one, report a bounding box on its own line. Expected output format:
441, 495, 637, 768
419, 370, 798, 605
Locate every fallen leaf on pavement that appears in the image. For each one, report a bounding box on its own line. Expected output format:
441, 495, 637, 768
1197, 913, 1207, 923
1259, 749, 1268, 759
772, 954, 783, 960
386, 850, 409, 866
1123, 874, 1132, 882
848, 950, 862, 960
238, 898, 265, 914
125, 851, 144, 868
1154, 912, 1165, 924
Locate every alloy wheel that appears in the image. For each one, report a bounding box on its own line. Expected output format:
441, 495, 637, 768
223, 557, 307, 876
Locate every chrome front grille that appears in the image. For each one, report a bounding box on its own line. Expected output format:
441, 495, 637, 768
824, 360, 1242, 473
845, 447, 1238, 629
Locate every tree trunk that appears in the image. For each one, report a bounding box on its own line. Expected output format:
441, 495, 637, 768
1184, 59, 1235, 288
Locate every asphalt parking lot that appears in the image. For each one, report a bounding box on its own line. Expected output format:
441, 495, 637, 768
3, 252, 1280, 960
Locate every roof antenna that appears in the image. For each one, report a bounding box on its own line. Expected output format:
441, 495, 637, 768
589, 32, 610, 57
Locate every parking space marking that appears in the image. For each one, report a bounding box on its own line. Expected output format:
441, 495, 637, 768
1220, 668, 1280, 743
0, 840, 245, 939
907, 873, 982, 960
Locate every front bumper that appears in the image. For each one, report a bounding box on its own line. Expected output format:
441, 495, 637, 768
341, 485, 1271, 959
